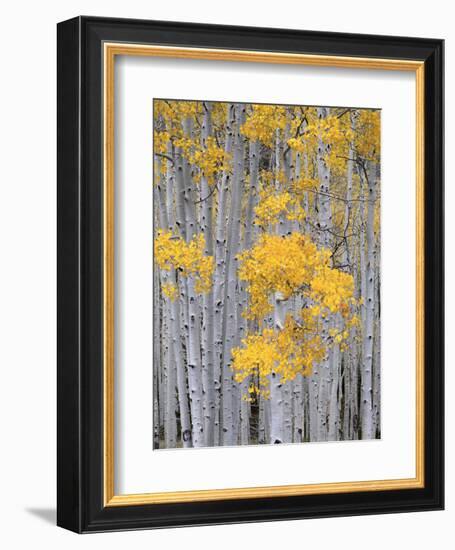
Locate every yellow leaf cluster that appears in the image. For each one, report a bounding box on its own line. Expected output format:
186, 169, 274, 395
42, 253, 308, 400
254, 190, 306, 226
154, 99, 200, 124
287, 136, 315, 155
211, 102, 228, 128
310, 266, 355, 314
355, 110, 380, 161
154, 130, 170, 154
293, 177, 319, 192
191, 136, 231, 185
154, 231, 214, 295
237, 232, 344, 320
231, 314, 326, 391
173, 136, 193, 158
232, 232, 359, 395
153, 100, 231, 185
316, 115, 354, 145
154, 100, 201, 143
287, 111, 357, 175
162, 281, 178, 301
241, 105, 287, 147
259, 169, 280, 186
254, 191, 291, 226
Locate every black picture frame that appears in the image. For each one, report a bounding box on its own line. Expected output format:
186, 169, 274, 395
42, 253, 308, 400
57, 16, 444, 533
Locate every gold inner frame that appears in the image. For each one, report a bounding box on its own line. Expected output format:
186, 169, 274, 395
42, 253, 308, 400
103, 43, 425, 507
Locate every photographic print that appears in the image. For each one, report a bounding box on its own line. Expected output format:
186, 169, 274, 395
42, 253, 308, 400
153, 99, 381, 450
58, 19, 443, 531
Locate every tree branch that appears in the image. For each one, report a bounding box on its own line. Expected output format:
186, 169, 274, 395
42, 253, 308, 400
154, 152, 175, 165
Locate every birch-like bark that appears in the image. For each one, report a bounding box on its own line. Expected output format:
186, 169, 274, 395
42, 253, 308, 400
344, 247, 359, 441
171, 273, 192, 447
258, 392, 267, 444
372, 228, 381, 437
268, 129, 288, 444
281, 129, 294, 443
294, 149, 311, 441
244, 139, 260, 249
155, 160, 174, 447
153, 259, 161, 448
351, 250, 360, 440
332, 127, 354, 441
221, 104, 246, 445
164, 305, 177, 447
200, 103, 216, 446
327, 325, 340, 441
174, 145, 187, 240
293, 374, 304, 443
315, 107, 332, 441
342, 134, 355, 439
185, 275, 204, 446
270, 292, 285, 444
237, 138, 260, 445
360, 162, 376, 439
161, 155, 178, 447
174, 143, 190, 411
164, 152, 191, 447
181, 116, 205, 447
213, 104, 235, 445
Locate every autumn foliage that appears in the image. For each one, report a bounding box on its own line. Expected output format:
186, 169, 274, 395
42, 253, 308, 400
153, 99, 380, 448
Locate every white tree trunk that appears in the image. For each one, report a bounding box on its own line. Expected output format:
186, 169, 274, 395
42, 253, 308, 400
213, 104, 235, 445
327, 324, 340, 441
180, 116, 205, 447
153, 258, 161, 448
168, 273, 191, 447
293, 374, 304, 442
200, 103, 216, 446
360, 162, 376, 439
270, 292, 285, 444
221, 104, 246, 445
315, 107, 332, 441
372, 231, 381, 437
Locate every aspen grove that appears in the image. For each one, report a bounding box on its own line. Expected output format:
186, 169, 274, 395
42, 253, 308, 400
153, 100, 381, 448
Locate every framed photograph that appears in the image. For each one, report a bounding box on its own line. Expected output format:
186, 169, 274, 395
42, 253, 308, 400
57, 16, 444, 532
